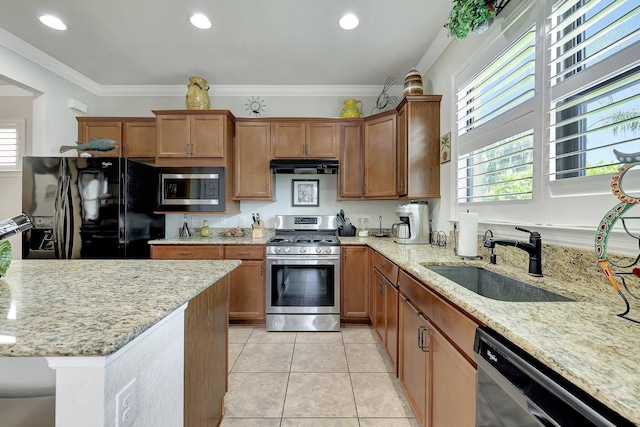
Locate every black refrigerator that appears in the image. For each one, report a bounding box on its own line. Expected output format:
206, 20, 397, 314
22, 157, 164, 259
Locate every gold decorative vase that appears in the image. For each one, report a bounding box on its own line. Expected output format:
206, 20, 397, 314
185, 76, 210, 110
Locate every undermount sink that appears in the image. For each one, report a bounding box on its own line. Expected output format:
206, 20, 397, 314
425, 265, 575, 302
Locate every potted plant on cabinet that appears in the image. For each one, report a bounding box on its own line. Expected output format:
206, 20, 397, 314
444, 0, 496, 40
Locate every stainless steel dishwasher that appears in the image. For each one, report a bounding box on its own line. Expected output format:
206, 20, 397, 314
474, 327, 634, 427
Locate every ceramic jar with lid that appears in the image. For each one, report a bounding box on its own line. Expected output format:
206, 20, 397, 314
200, 220, 212, 237
403, 69, 424, 96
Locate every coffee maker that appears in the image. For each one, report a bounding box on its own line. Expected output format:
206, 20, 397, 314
393, 201, 429, 244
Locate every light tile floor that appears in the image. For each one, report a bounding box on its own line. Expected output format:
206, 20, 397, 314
221, 326, 418, 427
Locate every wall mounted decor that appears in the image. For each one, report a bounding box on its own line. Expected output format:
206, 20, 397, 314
444, 0, 498, 40
292, 179, 319, 207
371, 75, 400, 115
440, 132, 451, 163
246, 96, 266, 117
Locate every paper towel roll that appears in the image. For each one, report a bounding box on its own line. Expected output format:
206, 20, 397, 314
458, 213, 478, 257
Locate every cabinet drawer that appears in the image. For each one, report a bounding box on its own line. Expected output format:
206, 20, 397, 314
372, 251, 399, 284
224, 245, 264, 260
398, 270, 478, 360
151, 245, 223, 259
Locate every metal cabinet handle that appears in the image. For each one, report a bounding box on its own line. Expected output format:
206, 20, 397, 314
418, 325, 429, 352
379, 280, 384, 297
185, 143, 190, 155
238, 252, 250, 255
179, 251, 193, 255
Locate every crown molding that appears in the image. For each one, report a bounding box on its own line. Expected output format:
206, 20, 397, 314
0, 28, 102, 95
416, 26, 452, 76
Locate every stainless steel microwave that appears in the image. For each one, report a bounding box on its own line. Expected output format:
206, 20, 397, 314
158, 167, 225, 212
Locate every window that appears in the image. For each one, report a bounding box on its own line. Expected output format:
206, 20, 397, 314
456, 25, 536, 204
547, 0, 640, 181
0, 120, 24, 172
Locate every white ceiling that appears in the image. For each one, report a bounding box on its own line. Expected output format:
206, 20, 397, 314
0, 0, 452, 88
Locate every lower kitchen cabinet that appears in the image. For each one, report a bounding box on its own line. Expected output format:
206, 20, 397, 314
340, 246, 370, 322
150, 244, 266, 323
371, 251, 399, 371
399, 296, 430, 427
397, 269, 477, 427
224, 245, 265, 323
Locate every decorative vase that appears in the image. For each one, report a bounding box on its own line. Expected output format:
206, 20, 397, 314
185, 76, 210, 110
200, 220, 211, 237
403, 69, 424, 96
340, 99, 363, 118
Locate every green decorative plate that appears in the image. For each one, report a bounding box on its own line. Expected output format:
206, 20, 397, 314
0, 241, 12, 277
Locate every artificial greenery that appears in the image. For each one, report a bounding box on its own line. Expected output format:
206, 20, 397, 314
444, 0, 496, 40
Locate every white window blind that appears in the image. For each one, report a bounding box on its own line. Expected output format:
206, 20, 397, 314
547, 0, 640, 181
456, 26, 536, 138
456, 25, 536, 204
458, 129, 534, 203
0, 121, 22, 172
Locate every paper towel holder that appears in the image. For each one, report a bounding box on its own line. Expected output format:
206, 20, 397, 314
453, 222, 483, 260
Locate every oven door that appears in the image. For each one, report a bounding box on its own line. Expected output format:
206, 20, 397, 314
266, 254, 340, 315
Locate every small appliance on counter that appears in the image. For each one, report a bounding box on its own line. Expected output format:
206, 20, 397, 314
392, 201, 429, 244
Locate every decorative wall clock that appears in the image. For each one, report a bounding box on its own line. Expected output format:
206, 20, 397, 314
245, 96, 266, 117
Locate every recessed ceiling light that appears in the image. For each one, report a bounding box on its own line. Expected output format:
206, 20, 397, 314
38, 15, 67, 31
189, 13, 212, 30
339, 14, 359, 30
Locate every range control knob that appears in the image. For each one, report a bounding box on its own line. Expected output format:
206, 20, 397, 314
325, 248, 333, 254
284, 247, 291, 253
316, 247, 322, 253
300, 247, 307, 253
274, 247, 281, 254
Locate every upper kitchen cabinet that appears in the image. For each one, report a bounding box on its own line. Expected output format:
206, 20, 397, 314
234, 120, 273, 200
154, 110, 234, 165
271, 120, 339, 159
338, 121, 364, 199
77, 117, 157, 159
363, 110, 398, 199
397, 96, 442, 198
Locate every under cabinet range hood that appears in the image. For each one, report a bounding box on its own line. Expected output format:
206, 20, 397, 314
270, 159, 339, 174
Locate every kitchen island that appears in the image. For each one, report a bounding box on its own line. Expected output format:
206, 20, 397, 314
0, 259, 241, 427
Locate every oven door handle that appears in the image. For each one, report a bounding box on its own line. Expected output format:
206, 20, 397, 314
267, 255, 341, 262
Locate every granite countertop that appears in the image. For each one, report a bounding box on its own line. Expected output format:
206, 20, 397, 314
149, 228, 274, 245
148, 233, 640, 423
341, 235, 640, 425
0, 259, 241, 357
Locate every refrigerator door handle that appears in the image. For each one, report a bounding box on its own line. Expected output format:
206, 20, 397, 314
52, 175, 63, 258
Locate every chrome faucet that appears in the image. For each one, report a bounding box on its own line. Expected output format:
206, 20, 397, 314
483, 227, 543, 277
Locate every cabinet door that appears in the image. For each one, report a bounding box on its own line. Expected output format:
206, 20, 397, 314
157, 115, 191, 157
431, 326, 476, 427
397, 105, 408, 197
340, 246, 369, 321
234, 121, 273, 199
123, 120, 156, 158
272, 122, 305, 158
339, 122, 364, 199
364, 112, 397, 198
373, 268, 386, 342
305, 122, 339, 158
399, 297, 430, 427
384, 280, 399, 371
78, 120, 122, 157
228, 260, 265, 320
191, 114, 225, 158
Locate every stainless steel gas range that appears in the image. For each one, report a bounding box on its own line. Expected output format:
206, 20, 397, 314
266, 215, 340, 332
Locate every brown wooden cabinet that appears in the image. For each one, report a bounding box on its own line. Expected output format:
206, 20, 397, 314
371, 251, 400, 371
363, 111, 398, 199
396, 96, 442, 198
399, 296, 430, 427
77, 117, 156, 158
340, 246, 369, 323
233, 120, 273, 200
338, 121, 364, 199
155, 111, 231, 159
397, 269, 478, 427
272, 120, 339, 159
150, 244, 223, 259
184, 275, 229, 427
224, 245, 265, 323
